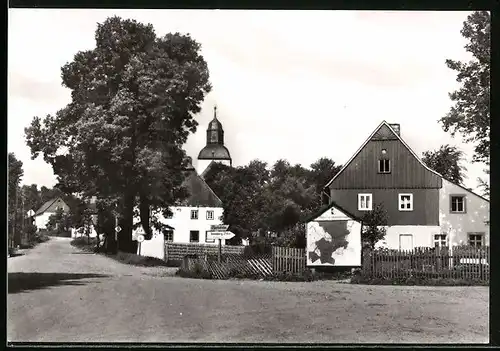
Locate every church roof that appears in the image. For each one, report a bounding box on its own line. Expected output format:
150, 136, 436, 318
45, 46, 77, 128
198, 144, 232, 160
179, 169, 223, 207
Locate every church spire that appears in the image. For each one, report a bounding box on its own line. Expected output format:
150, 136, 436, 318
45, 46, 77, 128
206, 104, 224, 145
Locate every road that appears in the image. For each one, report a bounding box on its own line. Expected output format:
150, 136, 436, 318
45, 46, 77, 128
8, 237, 489, 343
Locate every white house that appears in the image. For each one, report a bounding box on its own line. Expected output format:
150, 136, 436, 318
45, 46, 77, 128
34, 197, 70, 230
136, 162, 226, 260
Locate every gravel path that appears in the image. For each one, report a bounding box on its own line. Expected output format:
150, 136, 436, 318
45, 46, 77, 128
8, 237, 489, 343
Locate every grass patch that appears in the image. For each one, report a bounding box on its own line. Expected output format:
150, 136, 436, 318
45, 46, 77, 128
71, 237, 169, 267
351, 274, 489, 286
107, 251, 169, 267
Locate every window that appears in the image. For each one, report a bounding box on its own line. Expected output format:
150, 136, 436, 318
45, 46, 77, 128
468, 233, 484, 247
206, 210, 214, 220
190, 230, 199, 243
163, 230, 174, 242
190, 209, 199, 220
358, 194, 372, 211
166, 210, 173, 219
398, 193, 413, 211
378, 159, 391, 173
205, 231, 215, 243
450, 195, 466, 213
434, 234, 447, 248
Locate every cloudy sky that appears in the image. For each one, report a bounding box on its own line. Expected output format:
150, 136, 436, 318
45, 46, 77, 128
8, 9, 488, 192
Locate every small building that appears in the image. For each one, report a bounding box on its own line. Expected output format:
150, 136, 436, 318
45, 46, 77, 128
306, 201, 362, 267
323, 121, 490, 250
33, 197, 70, 231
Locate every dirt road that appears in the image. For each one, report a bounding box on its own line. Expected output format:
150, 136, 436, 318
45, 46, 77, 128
8, 237, 489, 343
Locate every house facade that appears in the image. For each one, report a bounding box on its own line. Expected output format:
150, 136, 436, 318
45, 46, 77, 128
34, 197, 70, 230
323, 121, 489, 250
137, 162, 226, 260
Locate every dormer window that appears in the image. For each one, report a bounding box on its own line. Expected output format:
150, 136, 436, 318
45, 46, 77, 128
378, 159, 391, 173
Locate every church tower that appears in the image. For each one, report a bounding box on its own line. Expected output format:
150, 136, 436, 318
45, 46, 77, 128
197, 106, 232, 176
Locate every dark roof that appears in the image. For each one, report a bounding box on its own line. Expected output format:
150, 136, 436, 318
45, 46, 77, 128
35, 197, 66, 216
198, 144, 232, 160
179, 169, 223, 207
208, 117, 223, 131
200, 160, 217, 179
303, 201, 362, 224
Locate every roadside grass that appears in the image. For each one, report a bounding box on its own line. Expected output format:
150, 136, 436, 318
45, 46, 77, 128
71, 237, 169, 267
351, 274, 489, 286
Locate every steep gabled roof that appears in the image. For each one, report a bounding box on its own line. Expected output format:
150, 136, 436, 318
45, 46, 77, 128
179, 169, 223, 208
323, 121, 489, 203
303, 200, 363, 224
200, 160, 217, 179
34, 197, 66, 216
324, 121, 443, 188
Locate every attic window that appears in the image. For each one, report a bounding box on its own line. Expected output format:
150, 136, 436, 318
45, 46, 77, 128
378, 159, 391, 173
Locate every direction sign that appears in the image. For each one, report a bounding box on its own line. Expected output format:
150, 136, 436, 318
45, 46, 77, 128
137, 234, 145, 243
207, 231, 235, 240
211, 224, 229, 231
115, 226, 122, 233
27, 209, 35, 217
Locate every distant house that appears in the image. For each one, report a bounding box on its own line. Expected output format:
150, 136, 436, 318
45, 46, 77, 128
34, 197, 70, 231
136, 159, 226, 260
323, 121, 490, 250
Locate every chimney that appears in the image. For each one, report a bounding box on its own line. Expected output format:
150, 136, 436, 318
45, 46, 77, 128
389, 123, 400, 136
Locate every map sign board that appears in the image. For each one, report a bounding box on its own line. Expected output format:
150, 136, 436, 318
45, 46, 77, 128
306, 205, 362, 266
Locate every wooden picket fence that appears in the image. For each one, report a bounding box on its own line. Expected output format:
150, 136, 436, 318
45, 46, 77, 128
164, 242, 245, 262
272, 246, 306, 274
182, 253, 273, 279
179, 245, 307, 279
362, 246, 490, 282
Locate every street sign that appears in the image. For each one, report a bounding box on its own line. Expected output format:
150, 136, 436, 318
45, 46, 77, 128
211, 224, 229, 231
207, 231, 235, 240
27, 209, 35, 217
115, 226, 122, 233
137, 234, 145, 243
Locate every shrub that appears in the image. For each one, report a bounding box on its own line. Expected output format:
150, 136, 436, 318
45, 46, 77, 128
265, 270, 316, 282
176, 263, 213, 279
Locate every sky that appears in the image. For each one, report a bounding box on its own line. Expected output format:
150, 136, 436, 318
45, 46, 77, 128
8, 9, 489, 193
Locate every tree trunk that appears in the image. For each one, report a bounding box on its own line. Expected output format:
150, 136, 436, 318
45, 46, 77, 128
119, 192, 137, 253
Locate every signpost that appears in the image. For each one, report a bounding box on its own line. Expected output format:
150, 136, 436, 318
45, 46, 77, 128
207, 225, 234, 263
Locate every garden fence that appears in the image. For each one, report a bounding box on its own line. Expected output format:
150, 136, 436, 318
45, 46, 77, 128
362, 246, 489, 282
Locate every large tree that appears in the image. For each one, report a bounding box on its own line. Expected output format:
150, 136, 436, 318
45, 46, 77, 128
422, 144, 467, 184
25, 17, 211, 252
440, 11, 490, 193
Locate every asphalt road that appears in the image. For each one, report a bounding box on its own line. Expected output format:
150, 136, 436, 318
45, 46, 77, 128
8, 237, 489, 344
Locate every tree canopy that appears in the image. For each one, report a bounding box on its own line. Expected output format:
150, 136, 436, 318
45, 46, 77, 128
422, 144, 467, 184
440, 11, 490, 166
203, 157, 342, 247
25, 16, 212, 252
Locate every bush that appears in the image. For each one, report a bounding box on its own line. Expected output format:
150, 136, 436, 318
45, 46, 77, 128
71, 237, 98, 252
176, 262, 213, 279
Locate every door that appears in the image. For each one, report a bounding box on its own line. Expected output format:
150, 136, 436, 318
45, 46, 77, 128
399, 234, 413, 251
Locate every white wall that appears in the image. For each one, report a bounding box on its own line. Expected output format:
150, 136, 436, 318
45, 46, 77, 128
439, 179, 490, 246
35, 213, 52, 230
197, 159, 231, 176
379, 225, 441, 250
136, 205, 226, 259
